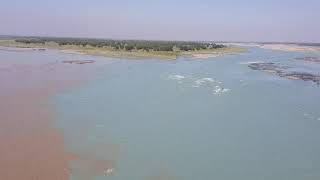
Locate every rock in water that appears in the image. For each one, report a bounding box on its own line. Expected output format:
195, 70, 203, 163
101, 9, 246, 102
62, 60, 95, 64
248, 62, 320, 85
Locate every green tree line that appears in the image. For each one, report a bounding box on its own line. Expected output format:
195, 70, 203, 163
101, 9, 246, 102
15, 38, 226, 52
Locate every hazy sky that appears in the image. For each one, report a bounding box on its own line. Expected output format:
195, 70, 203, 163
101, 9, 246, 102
1, 0, 319, 42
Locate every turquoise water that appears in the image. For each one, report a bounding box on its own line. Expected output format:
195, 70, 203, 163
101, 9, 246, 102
55, 47, 320, 180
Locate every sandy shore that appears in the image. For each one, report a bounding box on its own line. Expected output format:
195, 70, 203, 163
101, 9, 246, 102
0, 48, 113, 179
260, 44, 320, 52
184, 46, 247, 59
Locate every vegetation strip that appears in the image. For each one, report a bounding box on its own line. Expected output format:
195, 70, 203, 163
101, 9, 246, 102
0, 37, 245, 59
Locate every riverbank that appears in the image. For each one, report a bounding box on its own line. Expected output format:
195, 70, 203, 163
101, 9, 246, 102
0, 39, 245, 60
184, 46, 246, 59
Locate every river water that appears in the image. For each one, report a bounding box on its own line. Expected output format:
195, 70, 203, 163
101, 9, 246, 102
37, 47, 320, 180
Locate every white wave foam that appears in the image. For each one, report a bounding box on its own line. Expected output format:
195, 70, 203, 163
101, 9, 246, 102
168, 75, 185, 81
104, 168, 115, 176
202, 78, 215, 82
213, 86, 231, 95
240, 61, 264, 65
194, 77, 220, 87
169, 74, 231, 95
195, 79, 206, 86
303, 113, 320, 121
222, 88, 231, 93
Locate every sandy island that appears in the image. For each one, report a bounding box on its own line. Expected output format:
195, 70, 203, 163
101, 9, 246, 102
0, 39, 246, 60
259, 44, 320, 52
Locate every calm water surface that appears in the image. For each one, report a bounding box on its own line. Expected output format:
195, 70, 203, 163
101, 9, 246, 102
53, 47, 320, 180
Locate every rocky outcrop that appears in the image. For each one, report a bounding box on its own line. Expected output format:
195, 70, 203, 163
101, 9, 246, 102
248, 62, 320, 85
62, 60, 95, 64
294, 56, 320, 63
